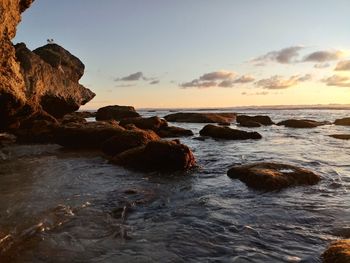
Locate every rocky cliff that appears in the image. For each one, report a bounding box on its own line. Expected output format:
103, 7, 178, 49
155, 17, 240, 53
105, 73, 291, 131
0, 0, 95, 130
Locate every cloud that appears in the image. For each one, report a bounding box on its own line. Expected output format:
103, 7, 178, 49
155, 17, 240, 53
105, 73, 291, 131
302, 50, 345, 62
149, 80, 160, 85
314, 63, 330, 69
322, 75, 350, 87
256, 74, 311, 89
241, 91, 269, 96
180, 79, 217, 88
116, 71, 145, 81
199, 70, 236, 81
251, 46, 304, 65
335, 60, 350, 71
115, 84, 136, 88
181, 71, 254, 89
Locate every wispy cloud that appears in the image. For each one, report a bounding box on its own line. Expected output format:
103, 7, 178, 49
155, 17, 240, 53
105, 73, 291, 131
322, 75, 350, 87
251, 46, 304, 65
314, 63, 330, 69
302, 50, 345, 62
256, 74, 311, 89
180, 71, 254, 89
335, 60, 350, 71
149, 80, 160, 85
116, 71, 146, 81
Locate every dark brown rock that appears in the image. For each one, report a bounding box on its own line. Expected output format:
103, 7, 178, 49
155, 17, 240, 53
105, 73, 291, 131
119, 116, 167, 131
0, 133, 16, 147
101, 129, 160, 156
157, 126, 194, 138
277, 119, 329, 128
164, 112, 236, 123
329, 134, 350, 140
96, 105, 140, 121
227, 162, 321, 190
334, 117, 350, 126
237, 115, 274, 127
322, 239, 350, 263
199, 124, 262, 140
55, 121, 125, 148
112, 140, 196, 172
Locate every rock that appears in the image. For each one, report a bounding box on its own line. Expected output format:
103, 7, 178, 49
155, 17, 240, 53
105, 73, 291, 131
96, 105, 140, 121
15, 119, 59, 143
334, 117, 350, 126
237, 115, 274, 127
15, 43, 95, 118
119, 116, 167, 131
112, 140, 196, 172
199, 124, 262, 140
227, 162, 321, 190
329, 134, 350, 140
55, 121, 125, 148
157, 126, 194, 138
0, 133, 16, 147
322, 239, 350, 263
164, 112, 236, 123
101, 129, 160, 156
0, 0, 34, 130
277, 119, 328, 128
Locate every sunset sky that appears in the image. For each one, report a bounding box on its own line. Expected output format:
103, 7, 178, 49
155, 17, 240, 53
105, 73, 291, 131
15, 0, 350, 109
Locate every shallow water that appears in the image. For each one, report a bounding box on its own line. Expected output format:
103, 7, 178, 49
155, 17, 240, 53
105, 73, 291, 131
0, 109, 349, 262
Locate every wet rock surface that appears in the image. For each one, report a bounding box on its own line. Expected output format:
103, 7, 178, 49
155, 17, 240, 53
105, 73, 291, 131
96, 105, 140, 121
227, 162, 321, 190
199, 124, 262, 140
164, 112, 236, 123
334, 117, 350, 126
112, 140, 196, 172
277, 119, 329, 128
322, 239, 350, 263
329, 134, 350, 140
237, 115, 274, 127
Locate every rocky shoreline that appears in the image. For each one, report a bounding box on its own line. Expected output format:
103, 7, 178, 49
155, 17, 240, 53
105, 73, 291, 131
1, 1, 349, 261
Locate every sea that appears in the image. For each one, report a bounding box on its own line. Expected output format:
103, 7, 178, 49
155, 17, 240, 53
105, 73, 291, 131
0, 108, 349, 262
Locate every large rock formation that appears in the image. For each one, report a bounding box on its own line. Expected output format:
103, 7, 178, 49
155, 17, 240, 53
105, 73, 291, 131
0, 0, 34, 130
96, 105, 140, 121
0, 0, 95, 130
15, 43, 95, 118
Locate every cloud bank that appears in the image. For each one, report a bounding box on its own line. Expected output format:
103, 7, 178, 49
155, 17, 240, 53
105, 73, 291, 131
322, 75, 350, 87
256, 74, 312, 89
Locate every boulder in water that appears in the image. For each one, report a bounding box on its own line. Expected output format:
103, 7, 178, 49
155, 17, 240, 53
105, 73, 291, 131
199, 124, 262, 140
329, 134, 350, 140
334, 117, 350, 126
164, 112, 236, 123
119, 116, 167, 131
277, 119, 328, 128
322, 239, 350, 263
112, 140, 196, 172
96, 105, 140, 121
237, 115, 274, 127
227, 162, 321, 190
157, 126, 194, 138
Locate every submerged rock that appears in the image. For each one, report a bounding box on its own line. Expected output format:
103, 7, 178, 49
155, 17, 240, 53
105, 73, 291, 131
329, 134, 350, 140
119, 116, 167, 131
334, 117, 350, 126
0, 133, 16, 147
199, 124, 262, 140
237, 115, 274, 127
277, 119, 328, 128
96, 105, 140, 121
227, 162, 320, 190
101, 129, 160, 156
164, 112, 236, 123
322, 239, 350, 263
55, 121, 125, 148
112, 140, 196, 172
157, 126, 194, 138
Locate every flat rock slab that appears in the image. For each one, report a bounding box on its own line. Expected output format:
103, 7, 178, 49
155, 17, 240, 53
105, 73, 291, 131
277, 119, 329, 128
237, 115, 274, 127
227, 162, 320, 190
164, 112, 236, 123
199, 124, 262, 140
329, 134, 350, 140
322, 239, 350, 263
334, 117, 350, 126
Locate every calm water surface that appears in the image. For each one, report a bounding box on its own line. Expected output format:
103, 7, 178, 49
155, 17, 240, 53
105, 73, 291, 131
0, 109, 349, 262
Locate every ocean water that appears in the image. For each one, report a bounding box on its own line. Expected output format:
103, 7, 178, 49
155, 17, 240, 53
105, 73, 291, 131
0, 109, 349, 263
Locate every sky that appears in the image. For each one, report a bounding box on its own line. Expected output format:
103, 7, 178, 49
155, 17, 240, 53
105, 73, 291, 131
14, 0, 350, 109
